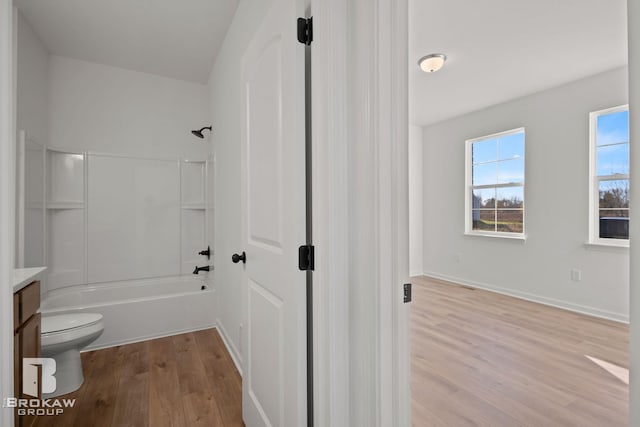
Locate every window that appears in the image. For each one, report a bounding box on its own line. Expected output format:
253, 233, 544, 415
465, 128, 525, 237
589, 105, 629, 245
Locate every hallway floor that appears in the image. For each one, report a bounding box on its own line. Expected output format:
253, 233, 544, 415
36, 328, 243, 427
411, 276, 629, 427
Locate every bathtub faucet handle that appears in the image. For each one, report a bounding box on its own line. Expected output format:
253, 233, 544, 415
198, 246, 211, 260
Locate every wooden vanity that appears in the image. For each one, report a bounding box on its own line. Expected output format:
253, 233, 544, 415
13, 268, 44, 427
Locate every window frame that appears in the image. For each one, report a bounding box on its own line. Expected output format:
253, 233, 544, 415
588, 104, 630, 247
465, 127, 526, 239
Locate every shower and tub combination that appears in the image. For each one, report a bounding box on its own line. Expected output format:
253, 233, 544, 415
16, 126, 215, 395
42, 275, 215, 351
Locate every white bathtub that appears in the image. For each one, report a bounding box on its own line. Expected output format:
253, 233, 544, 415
41, 276, 216, 350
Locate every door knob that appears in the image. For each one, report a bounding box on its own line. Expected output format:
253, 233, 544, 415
232, 251, 246, 264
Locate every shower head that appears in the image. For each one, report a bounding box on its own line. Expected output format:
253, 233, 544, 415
191, 126, 212, 139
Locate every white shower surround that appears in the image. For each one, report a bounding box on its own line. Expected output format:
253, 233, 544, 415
41, 276, 216, 350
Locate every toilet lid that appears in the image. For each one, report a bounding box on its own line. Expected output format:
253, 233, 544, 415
42, 313, 103, 334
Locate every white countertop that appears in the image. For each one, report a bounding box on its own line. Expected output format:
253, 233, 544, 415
13, 267, 47, 293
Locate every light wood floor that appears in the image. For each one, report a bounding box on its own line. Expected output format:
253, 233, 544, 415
411, 276, 629, 427
36, 328, 243, 427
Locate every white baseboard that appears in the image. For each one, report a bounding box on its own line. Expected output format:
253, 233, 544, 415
422, 271, 629, 324
83, 323, 217, 352
216, 319, 243, 377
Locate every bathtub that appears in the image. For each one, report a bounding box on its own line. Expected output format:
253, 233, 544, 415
41, 276, 216, 351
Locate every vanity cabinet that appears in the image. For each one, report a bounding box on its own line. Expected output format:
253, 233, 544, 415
13, 280, 41, 427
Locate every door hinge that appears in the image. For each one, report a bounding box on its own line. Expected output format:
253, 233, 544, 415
298, 245, 315, 271
297, 17, 313, 45
403, 283, 412, 303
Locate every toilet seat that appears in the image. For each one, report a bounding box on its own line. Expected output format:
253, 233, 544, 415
41, 313, 105, 350
42, 313, 103, 335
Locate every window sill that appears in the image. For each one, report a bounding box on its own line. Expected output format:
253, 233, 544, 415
584, 242, 629, 252
464, 232, 527, 242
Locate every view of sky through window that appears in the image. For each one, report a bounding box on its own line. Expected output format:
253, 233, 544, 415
597, 110, 629, 175
595, 108, 629, 240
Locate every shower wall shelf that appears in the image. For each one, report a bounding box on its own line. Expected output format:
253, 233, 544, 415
181, 204, 206, 210
47, 202, 85, 209
46, 147, 87, 289
181, 160, 208, 275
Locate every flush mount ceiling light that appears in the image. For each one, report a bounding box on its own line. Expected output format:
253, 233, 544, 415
418, 53, 447, 73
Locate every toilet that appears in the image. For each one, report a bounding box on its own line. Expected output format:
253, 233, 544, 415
41, 313, 104, 398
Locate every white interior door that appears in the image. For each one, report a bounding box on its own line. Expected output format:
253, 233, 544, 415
240, 0, 306, 426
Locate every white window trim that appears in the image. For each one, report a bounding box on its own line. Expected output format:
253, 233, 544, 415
588, 104, 630, 247
465, 127, 526, 239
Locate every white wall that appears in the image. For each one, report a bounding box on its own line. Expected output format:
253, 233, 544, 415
16, 12, 48, 146
207, 0, 274, 367
422, 67, 629, 321
49, 56, 210, 160
409, 125, 423, 276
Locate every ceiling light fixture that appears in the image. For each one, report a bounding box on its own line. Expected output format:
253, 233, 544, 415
418, 53, 447, 73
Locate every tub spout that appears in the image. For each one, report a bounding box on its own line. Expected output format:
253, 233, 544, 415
193, 265, 210, 274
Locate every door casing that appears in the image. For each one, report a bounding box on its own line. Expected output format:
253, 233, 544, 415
0, 4, 16, 427
310, 0, 410, 425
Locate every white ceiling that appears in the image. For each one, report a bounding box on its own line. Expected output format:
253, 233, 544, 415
16, 1, 629, 115
17, 0, 239, 84
410, 0, 628, 126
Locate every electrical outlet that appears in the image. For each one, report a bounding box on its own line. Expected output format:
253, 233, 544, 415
454, 253, 461, 263
571, 268, 582, 282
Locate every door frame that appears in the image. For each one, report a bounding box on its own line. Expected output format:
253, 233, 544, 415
310, 0, 410, 425
628, 1, 640, 425
0, 2, 15, 427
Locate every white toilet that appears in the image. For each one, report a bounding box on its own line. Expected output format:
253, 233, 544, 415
41, 313, 104, 398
